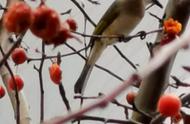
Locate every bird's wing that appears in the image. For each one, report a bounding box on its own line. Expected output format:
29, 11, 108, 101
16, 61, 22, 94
90, 1, 120, 43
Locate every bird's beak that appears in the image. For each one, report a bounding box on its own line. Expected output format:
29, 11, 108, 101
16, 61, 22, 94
152, 0, 163, 8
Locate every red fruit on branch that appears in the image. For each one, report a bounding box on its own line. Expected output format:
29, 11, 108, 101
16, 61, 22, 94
163, 18, 182, 36
0, 85, 5, 98
47, 22, 71, 46
49, 63, 62, 84
157, 94, 181, 117
11, 47, 27, 64
126, 92, 137, 105
3, 2, 33, 34
66, 18, 78, 31
8, 75, 24, 91
30, 4, 61, 40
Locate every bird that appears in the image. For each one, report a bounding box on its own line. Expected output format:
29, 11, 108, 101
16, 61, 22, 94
74, 0, 162, 94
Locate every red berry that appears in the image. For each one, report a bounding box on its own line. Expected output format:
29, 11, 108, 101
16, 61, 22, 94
11, 47, 27, 64
30, 4, 61, 40
8, 75, 24, 91
49, 63, 62, 84
0, 85, 5, 98
157, 94, 181, 117
126, 92, 137, 105
66, 18, 78, 31
46, 22, 71, 46
3, 2, 33, 34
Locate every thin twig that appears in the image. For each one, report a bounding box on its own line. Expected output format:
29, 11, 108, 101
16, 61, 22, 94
58, 83, 71, 111
113, 45, 137, 70
72, 29, 162, 42
69, 0, 96, 26
27, 45, 90, 62
34, 43, 45, 123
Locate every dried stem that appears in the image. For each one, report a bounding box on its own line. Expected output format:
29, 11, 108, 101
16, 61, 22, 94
34, 43, 45, 123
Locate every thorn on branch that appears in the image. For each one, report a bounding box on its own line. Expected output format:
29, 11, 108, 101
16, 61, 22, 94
87, 0, 101, 5
60, 9, 72, 15
33, 65, 39, 71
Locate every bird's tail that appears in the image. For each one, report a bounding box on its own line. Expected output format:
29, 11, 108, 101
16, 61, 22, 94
74, 62, 93, 94
74, 42, 105, 94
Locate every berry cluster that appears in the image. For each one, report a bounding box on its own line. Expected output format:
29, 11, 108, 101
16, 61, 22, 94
3, 2, 77, 46
160, 18, 182, 45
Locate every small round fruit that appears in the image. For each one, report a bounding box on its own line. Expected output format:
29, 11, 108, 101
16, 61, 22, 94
157, 94, 181, 117
8, 75, 24, 91
30, 4, 61, 40
126, 92, 137, 105
11, 47, 27, 64
0, 85, 5, 98
49, 63, 62, 84
46, 22, 71, 46
3, 2, 33, 34
66, 18, 78, 31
